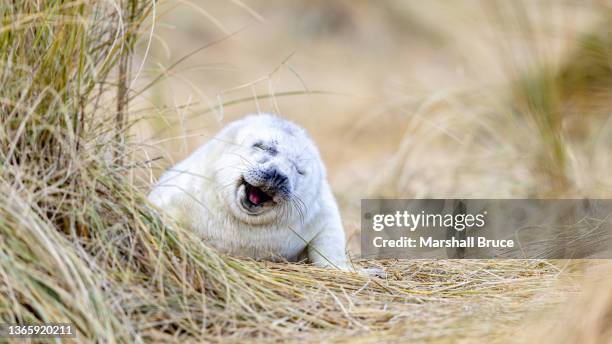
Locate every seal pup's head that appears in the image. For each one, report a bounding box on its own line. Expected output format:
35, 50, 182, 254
213, 114, 324, 226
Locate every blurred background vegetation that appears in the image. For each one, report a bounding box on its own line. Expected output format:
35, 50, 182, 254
136, 1, 612, 253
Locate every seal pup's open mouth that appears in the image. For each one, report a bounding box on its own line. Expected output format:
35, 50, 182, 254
239, 180, 275, 214
244, 182, 272, 206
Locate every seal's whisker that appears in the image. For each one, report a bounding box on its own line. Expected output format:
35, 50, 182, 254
291, 200, 305, 225
294, 195, 308, 219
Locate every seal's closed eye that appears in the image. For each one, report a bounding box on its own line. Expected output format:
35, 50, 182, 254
253, 141, 277, 155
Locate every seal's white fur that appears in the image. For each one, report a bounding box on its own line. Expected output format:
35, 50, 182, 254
148, 114, 351, 270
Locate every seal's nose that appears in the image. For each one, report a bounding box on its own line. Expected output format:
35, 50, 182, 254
262, 168, 288, 192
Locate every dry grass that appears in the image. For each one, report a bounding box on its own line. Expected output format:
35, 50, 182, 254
528, 262, 612, 344
1, 1, 611, 343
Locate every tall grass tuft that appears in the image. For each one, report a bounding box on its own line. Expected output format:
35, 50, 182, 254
511, 66, 569, 193
0, 0, 153, 340
510, 10, 612, 195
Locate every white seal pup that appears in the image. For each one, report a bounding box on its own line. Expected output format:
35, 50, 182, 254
148, 114, 351, 270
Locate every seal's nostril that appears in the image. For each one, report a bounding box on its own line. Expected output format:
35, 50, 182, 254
263, 168, 288, 190
274, 171, 287, 185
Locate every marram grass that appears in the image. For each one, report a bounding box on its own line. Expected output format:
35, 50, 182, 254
0, 1, 592, 343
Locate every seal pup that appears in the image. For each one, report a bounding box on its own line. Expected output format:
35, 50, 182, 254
148, 114, 352, 270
